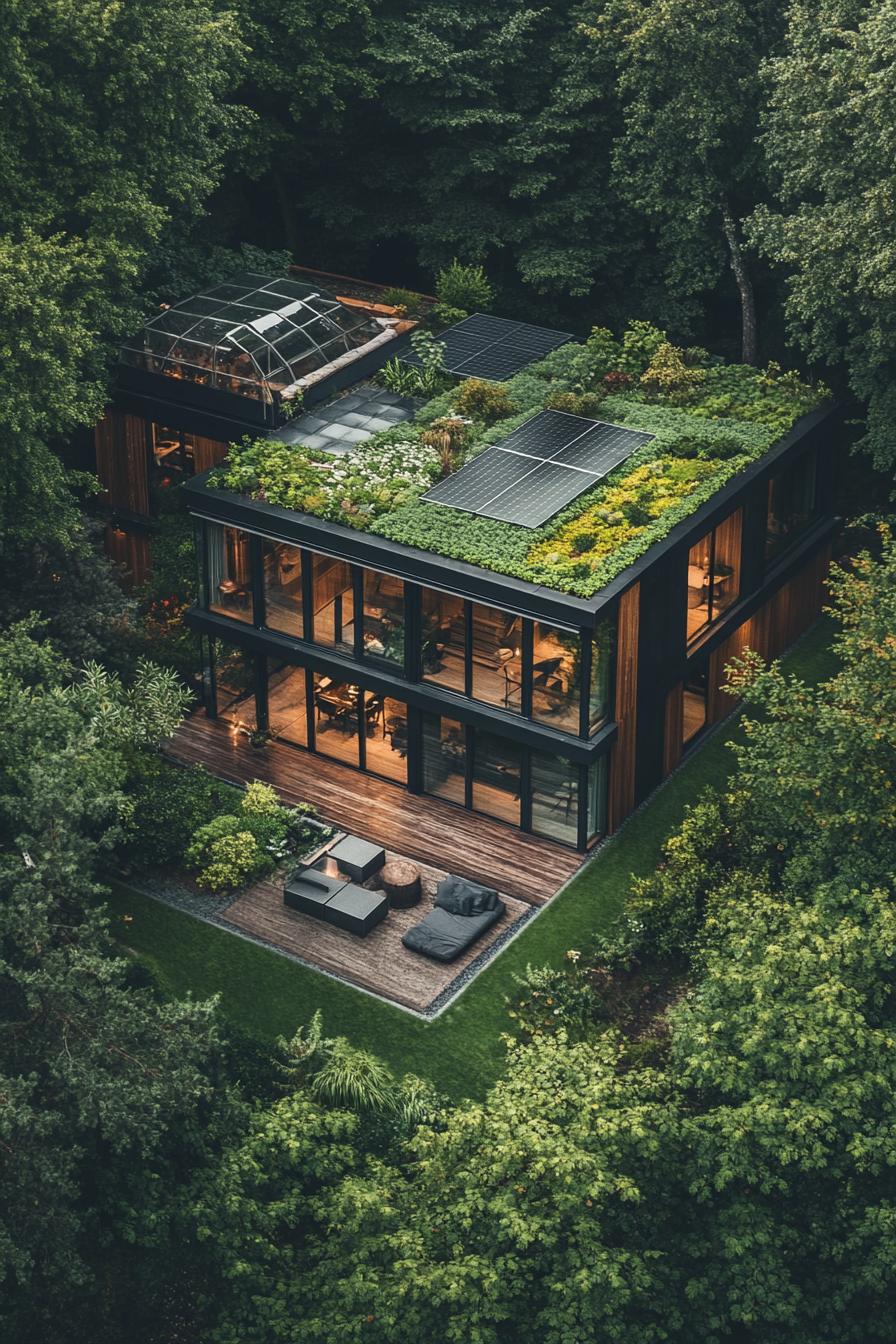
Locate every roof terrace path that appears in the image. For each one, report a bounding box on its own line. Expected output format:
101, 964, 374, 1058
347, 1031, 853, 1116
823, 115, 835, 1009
166, 711, 584, 906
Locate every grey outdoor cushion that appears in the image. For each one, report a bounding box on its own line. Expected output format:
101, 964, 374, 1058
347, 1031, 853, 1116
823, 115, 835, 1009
401, 902, 505, 963
434, 875, 500, 917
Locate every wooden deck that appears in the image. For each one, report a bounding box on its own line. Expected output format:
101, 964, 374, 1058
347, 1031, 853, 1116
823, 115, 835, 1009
166, 712, 584, 905
220, 849, 532, 1013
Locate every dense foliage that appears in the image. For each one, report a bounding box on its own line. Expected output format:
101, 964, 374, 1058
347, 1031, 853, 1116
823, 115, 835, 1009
213, 326, 825, 595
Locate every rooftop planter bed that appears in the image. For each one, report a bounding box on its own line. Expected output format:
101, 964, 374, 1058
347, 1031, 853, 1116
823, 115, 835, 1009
208, 324, 829, 599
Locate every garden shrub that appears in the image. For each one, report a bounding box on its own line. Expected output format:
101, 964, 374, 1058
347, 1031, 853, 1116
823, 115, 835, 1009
454, 378, 516, 424
124, 754, 242, 868
506, 953, 595, 1042
435, 258, 492, 313
192, 826, 264, 894
639, 343, 708, 405
381, 286, 428, 318
429, 302, 468, 329
241, 780, 281, 816
618, 320, 667, 374
546, 389, 604, 418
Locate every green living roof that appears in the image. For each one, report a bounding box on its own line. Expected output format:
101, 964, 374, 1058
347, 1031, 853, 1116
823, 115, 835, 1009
208, 323, 829, 599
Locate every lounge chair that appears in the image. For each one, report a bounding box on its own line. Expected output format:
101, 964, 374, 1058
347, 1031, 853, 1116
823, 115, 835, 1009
402, 875, 505, 962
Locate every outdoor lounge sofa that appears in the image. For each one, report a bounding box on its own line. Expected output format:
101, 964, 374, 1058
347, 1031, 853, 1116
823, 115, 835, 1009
284, 868, 388, 936
401, 875, 505, 962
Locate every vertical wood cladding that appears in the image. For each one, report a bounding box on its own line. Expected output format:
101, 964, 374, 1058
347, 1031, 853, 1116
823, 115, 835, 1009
94, 411, 150, 514
663, 682, 684, 776
192, 435, 229, 475
707, 543, 832, 726
608, 581, 640, 831
105, 526, 151, 587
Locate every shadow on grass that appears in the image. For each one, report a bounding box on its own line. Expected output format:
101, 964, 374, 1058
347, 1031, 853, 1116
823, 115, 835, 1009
106, 617, 839, 1101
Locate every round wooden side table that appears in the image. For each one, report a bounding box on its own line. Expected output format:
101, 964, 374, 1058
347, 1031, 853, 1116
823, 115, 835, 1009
380, 859, 422, 909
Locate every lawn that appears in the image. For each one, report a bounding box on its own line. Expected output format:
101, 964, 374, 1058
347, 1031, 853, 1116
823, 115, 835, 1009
106, 617, 838, 1101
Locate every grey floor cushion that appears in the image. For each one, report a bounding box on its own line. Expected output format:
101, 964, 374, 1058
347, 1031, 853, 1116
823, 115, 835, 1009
401, 902, 505, 963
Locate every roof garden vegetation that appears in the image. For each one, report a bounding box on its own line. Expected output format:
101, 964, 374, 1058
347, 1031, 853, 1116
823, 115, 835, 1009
209, 321, 829, 599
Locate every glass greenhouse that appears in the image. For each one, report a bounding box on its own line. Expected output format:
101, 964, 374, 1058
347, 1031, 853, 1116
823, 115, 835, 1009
119, 273, 387, 406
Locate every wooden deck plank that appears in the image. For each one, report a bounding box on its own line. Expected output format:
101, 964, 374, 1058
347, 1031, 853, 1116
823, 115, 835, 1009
221, 849, 531, 1012
165, 713, 583, 905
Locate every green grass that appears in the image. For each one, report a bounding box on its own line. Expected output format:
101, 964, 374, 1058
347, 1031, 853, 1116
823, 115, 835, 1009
106, 617, 838, 1101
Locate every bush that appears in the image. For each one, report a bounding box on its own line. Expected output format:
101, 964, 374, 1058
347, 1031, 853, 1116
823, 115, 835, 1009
454, 378, 516, 424
195, 829, 264, 894
186, 814, 272, 892
435, 258, 492, 313
124, 754, 242, 868
506, 953, 595, 1042
429, 302, 468, 329
640, 343, 708, 405
618, 320, 668, 374
381, 286, 427, 318
241, 780, 281, 816
586, 326, 623, 381
546, 389, 604, 418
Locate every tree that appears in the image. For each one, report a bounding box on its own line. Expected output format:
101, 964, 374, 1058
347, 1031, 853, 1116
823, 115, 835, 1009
0, 0, 245, 551
0, 622, 228, 1343
749, 0, 896, 472
609, 0, 783, 359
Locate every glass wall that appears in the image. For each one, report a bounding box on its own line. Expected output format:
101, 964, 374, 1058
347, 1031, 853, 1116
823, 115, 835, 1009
421, 588, 465, 693
471, 603, 522, 714
312, 671, 360, 767
214, 642, 255, 725
531, 623, 580, 733
682, 665, 708, 747
365, 692, 408, 784
151, 423, 194, 477
471, 730, 522, 825
262, 540, 303, 636
310, 554, 353, 653
686, 509, 742, 642
586, 756, 609, 843
267, 662, 308, 747
530, 750, 579, 844
207, 524, 253, 622
361, 569, 405, 671
589, 619, 614, 732
421, 713, 467, 805
766, 450, 818, 563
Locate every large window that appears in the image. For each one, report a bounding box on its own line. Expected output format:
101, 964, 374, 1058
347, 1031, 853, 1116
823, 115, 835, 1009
310, 554, 353, 652
766, 450, 818, 563
422, 714, 467, 805
531, 623, 580, 734
421, 588, 465, 693
267, 662, 308, 747
686, 509, 742, 642
361, 569, 405, 671
471, 730, 522, 825
262, 541, 303, 636
312, 672, 361, 767
151, 423, 194, 477
214, 642, 255, 726
589, 619, 615, 733
471, 603, 522, 714
682, 664, 708, 747
207, 524, 252, 622
364, 692, 408, 784
530, 750, 579, 845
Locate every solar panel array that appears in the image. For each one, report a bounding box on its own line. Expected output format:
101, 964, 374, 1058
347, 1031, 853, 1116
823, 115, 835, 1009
422, 410, 655, 528
405, 313, 573, 381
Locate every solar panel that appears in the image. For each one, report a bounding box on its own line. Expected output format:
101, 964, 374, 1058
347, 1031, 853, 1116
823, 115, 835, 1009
421, 409, 655, 529
405, 313, 573, 381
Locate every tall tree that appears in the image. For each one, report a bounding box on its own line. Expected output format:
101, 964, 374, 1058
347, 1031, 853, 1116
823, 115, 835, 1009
0, 622, 228, 1343
749, 0, 896, 473
0, 0, 245, 551
609, 0, 783, 359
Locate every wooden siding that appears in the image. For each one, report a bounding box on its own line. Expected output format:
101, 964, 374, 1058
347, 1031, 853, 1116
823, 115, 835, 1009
708, 543, 831, 725
608, 581, 640, 832
663, 682, 684, 775
94, 411, 150, 515
166, 712, 584, 905
192, 435, 229, 475
106, 525, 151, 587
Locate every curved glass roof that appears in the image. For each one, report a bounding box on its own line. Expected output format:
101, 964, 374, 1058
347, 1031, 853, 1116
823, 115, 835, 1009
120, 272, 385, 405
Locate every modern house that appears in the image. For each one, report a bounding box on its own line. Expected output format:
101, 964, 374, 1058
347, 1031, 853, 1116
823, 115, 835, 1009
97, 272, 838, 853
